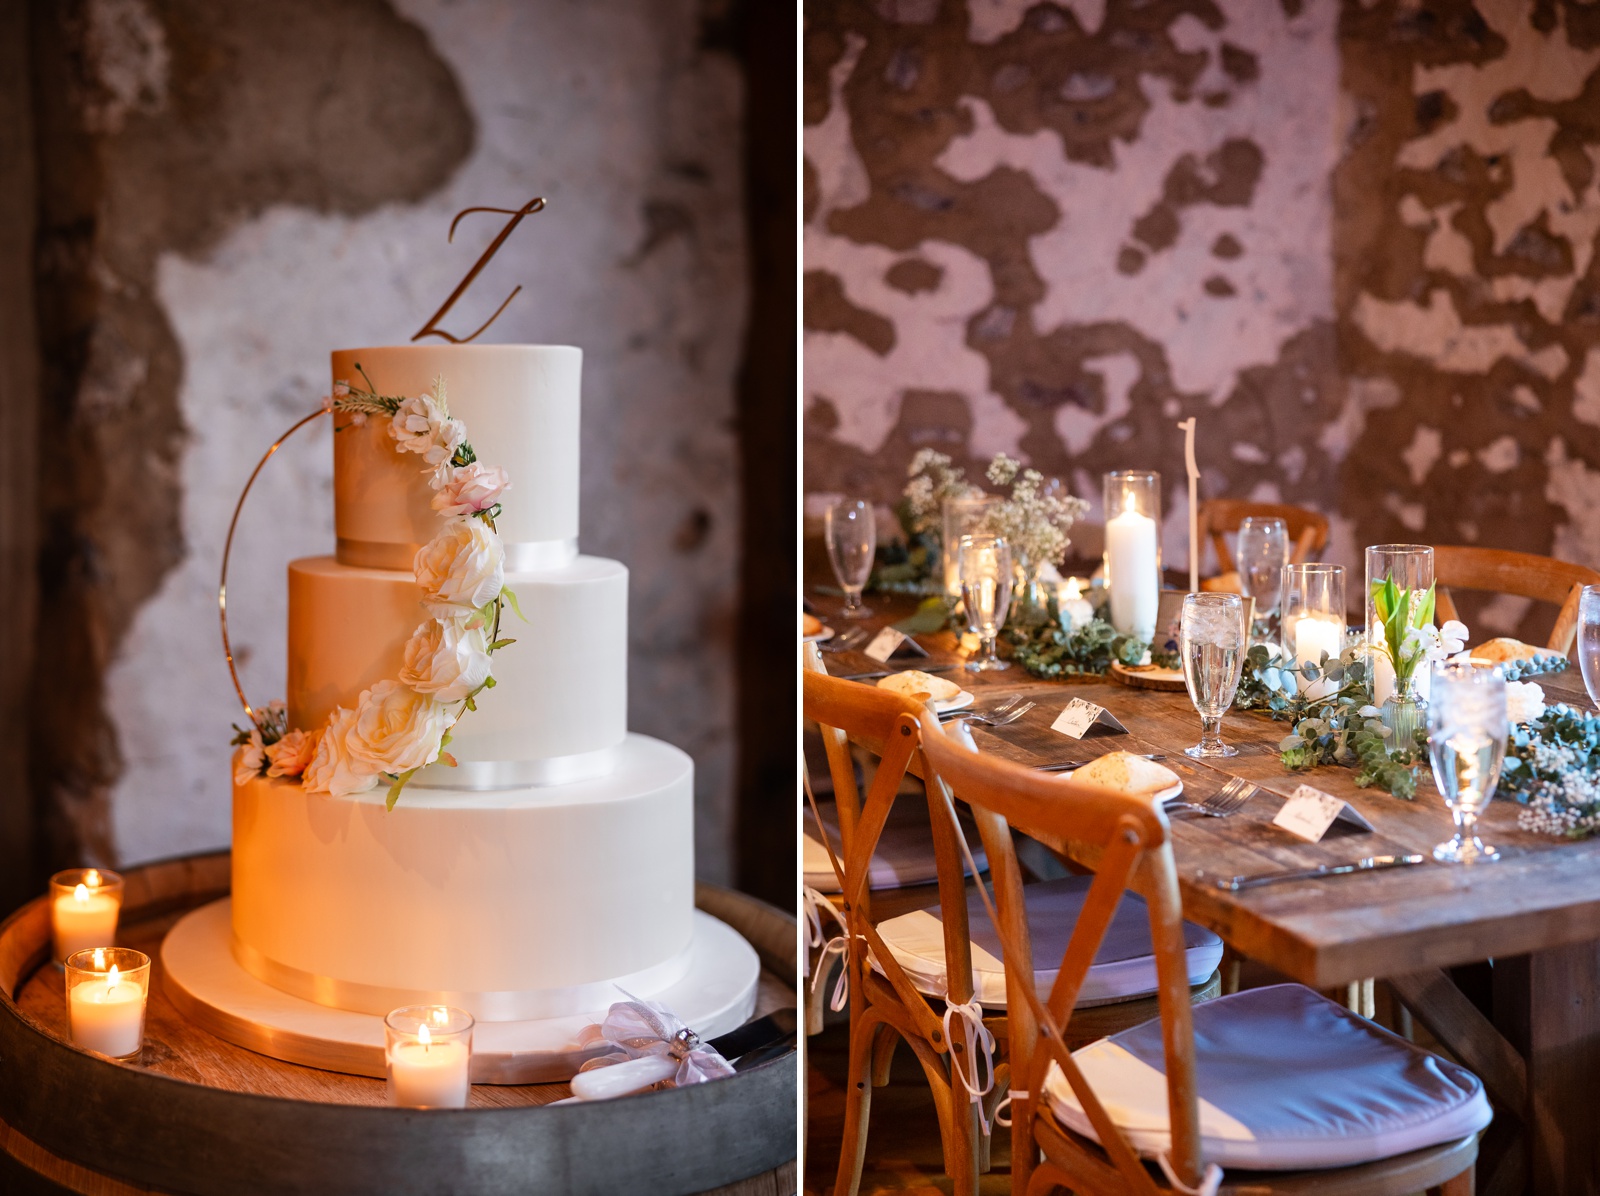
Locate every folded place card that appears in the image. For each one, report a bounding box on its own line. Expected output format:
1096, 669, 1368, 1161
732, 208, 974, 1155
1050, 698, 1131, 740
1271, 784, 1375, 843
862, 627, 929, 662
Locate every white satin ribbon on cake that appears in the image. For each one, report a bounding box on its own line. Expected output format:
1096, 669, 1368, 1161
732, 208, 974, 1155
336, 536, 578, 573
410, 745, 620, 791
230, 933, 695, 1022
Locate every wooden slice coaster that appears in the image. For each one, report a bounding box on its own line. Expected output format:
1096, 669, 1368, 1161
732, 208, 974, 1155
1110, 660, 1188, 691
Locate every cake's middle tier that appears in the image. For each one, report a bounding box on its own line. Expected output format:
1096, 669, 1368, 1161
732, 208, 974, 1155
287, 554, 627, 787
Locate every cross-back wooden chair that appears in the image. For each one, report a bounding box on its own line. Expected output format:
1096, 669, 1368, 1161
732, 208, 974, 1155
919, 714, 1487, 1196
1199, 500, 1328, 574
804, 666, 1225, 1196
1431, 545, 1600, 656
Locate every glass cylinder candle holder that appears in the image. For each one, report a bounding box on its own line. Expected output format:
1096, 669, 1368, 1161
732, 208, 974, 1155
65, 947, 149, 1059
385, 1004, 474, 1108
942, 494, 1001, 599
1102, 471, 1162, 640
50, 868, 124, 965
1365, 544, 1435, 708
1282, 564, 1347, 672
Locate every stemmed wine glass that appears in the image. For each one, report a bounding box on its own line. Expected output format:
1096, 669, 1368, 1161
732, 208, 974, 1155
1578, 585, 1600, 706
824, 499, 876, 620
1427, 661, 1507, 864
1180, 592, 1246, 757
959, 534, 1012, 672
1236, 517, 1289, 642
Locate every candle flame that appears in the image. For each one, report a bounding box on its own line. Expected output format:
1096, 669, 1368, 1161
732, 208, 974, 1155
1064, 578, 1083, 601
1123, 495, 1136, 516
107, 964, 120, 991
74, 883, 89, 903
93, 947, 105, 969
85, 869, 101, 888
418, 1022, 432, 1052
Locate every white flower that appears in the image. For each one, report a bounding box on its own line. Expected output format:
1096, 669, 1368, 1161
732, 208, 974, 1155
389, 395, 464, 476
414, 520, 506, 614
303, 706, 382, 797
1506, 680, 1547, 726
343, 680, 450, 776
431, 462, 510, 517
233, 729, 266, 787
1438, 620, 1468, 657
399, 618, 492, 702
265, 728, 318, 779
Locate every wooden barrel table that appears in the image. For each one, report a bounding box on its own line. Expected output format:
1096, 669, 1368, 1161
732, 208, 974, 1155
0, 852, 797, 1196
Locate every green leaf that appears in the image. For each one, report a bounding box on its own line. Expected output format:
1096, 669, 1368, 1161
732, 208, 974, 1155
501, 585, 526, 621
484, 675, 497, 689
488, 638, 517, 651
1415, 583, 1436, 630
385, 767, 420, 811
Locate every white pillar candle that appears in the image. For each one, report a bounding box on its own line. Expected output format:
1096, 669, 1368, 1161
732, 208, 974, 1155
1292, 615, 1343, 670
388, 1024, 471, 1107
53, 877, 120, 961
1372, 642, 1396, 706
68, 966, 145, 1057
1107, 503, 1159, 640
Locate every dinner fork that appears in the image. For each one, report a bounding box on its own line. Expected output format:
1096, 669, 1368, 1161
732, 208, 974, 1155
951, 698, 1036, 728
1166, 775, 1256, 819
820, 626, 868, 654
937, 693, 1022, 722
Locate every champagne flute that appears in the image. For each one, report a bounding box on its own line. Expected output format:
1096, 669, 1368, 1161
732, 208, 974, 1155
1579, 585, 1600, 706
824, 499, 876, 620
959, 534, 1012, 672
1236, 517, 1289, 642
1180, 592, 1246, 757
1427, 661, 1506, 864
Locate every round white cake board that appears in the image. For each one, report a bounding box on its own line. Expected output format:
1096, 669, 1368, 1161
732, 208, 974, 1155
162, 899, 761, 1084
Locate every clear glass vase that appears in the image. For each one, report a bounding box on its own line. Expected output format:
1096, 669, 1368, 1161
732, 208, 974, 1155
1381, 687, 1426, 750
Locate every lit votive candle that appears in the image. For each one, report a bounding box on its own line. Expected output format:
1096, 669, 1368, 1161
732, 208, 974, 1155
50, 868, 124, 964
65, 947, 149, 1059
1293, 614, 1344, 671
385, 1004, 473, 1108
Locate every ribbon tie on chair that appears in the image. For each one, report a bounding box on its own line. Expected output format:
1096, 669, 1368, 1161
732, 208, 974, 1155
1158, 1153, 1223, 1196
942, 996, 998, 1135
803, 885, 854, 1012
576, 996, 735, 1088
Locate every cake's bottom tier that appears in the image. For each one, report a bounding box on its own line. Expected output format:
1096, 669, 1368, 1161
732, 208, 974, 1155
231, 733, 694, 1021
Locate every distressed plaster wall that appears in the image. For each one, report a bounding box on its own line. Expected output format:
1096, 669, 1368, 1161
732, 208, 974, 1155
31, 0, 748, 881
804, 0, 1600, 639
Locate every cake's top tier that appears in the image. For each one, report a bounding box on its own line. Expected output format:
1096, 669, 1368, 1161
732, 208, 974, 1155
331, 345, 581, 571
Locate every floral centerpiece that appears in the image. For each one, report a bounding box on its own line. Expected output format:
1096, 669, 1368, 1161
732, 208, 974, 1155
232, 368, 519, 809
875, 449, 982, 594
1368, 576, 1466, 740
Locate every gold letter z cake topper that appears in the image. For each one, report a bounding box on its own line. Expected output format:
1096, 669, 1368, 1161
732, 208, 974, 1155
411, 197, 546, 344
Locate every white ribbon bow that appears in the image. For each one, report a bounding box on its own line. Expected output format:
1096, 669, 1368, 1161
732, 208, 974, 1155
576, 996, 735, 1088
942, 996, 998, 1135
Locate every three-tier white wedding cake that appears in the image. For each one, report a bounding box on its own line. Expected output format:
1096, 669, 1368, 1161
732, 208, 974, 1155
228, 344, 699, 1022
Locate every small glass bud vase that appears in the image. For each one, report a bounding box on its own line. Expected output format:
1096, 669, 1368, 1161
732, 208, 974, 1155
1365, 544, 1435, 738
1282, 564, 1346, 681
50, 867, 124, 965
64, 947, 149, 1059
385, 1004, 474, 1108
1102, 471, 1162, 641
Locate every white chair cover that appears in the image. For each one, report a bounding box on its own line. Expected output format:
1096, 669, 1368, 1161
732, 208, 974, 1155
873, 875, 1224, 1008
803, 797, 986, 893
1044, 983, 1492, 1170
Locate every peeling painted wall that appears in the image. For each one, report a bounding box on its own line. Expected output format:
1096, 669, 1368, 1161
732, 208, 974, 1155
34, 0, 746, 879
804, 0, 1600, 642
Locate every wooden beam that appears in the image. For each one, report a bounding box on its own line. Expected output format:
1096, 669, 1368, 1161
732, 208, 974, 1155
1389, 968, 1527, 1116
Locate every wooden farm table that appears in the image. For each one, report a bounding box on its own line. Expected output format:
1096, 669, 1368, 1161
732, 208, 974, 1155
809, 594, 1600, 1196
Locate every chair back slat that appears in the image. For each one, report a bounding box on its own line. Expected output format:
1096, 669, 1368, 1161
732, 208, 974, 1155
1431, 545, 1600, 654
1199, 499, 1329, 573
801, 663, 979, 1046
918, 718, 1201, 1192
803, 645, 864, 867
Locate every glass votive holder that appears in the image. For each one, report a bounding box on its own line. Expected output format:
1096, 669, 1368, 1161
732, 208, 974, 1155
1102, 470, 1161, 639
385, 1004, 474, 1108
64, 947, 149, 1059
942, 494, 1001, 599
50, 868, 124, 965
1283, 564, 1347, 670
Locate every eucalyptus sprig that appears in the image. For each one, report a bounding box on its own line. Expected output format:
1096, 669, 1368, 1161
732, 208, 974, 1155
1003, 593, 1149, 679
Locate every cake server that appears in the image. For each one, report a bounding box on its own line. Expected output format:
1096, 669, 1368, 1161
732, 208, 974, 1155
568, 1008, 797, 1101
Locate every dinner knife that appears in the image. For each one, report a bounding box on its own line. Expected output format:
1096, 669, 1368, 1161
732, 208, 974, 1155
568, 1008, 797, 1101
1214, 854, 1426, 892
838, 664, 958, 681
1032, 754, 1167, 772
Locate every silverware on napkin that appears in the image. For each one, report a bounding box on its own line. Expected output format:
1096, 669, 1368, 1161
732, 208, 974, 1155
1213, 854, 1426, 892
